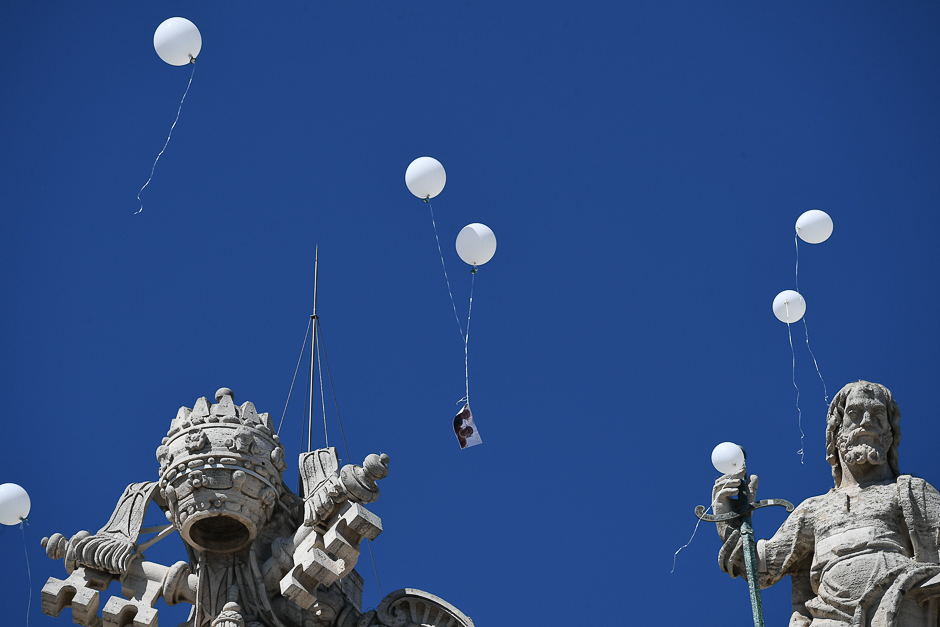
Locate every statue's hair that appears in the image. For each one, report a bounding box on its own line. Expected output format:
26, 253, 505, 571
825, 380, 901, 487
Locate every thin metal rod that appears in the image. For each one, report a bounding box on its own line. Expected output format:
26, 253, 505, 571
139, 524, 174, 535
137, 525, 177, 553
307, 246, 319, 453
307, 327, 315, 453
313, 245, 319, 318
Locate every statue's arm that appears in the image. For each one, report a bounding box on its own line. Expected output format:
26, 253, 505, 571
756, 498, 815, 588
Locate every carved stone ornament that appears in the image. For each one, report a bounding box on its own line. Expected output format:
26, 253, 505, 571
40, 387, 475, 627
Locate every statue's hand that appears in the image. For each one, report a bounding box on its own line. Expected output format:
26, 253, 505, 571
712, 471, 758, 515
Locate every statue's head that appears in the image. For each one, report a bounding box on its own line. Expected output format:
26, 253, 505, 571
156, 388, 289, 554
825, 380, 901, 487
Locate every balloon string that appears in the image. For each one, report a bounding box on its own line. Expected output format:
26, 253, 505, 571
19, 520, 31, 627
794, 233, 800, 293
463, 272, 475, 406
803, 318, 829, 406
135, 62, 196, 215
796, 234, 829, 406
427, 201, 465, 342
786, 302, 805, 464
671, 495, 718, 574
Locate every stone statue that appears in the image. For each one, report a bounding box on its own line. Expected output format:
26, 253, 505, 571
39, 387, 475, 627
713, 380, 940, 627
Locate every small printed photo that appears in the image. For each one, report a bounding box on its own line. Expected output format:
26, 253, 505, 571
454, 403, 482, 449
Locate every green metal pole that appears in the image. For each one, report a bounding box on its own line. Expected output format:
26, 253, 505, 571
740, 511, 765, 627
694, 456, 793, 627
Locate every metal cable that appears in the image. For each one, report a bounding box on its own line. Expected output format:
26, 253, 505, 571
317, 324, 382, 599
299, 337, 311, 489
366, 539, 384, 600
315, 321, 328, 448
316, 324, 351, 464
278, 318, 312, 436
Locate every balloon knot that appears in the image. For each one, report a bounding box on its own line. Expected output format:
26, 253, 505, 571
471, 266, 477, 274
423, 197, 429, 203
189, 55, 196, 64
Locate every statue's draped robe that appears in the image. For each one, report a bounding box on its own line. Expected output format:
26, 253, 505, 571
719, 476, 940, 627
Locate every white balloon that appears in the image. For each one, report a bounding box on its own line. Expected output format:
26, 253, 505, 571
456, 223, 497, 266
154, 17, 202, 66
711, 442, 745, 475
773, 290, 806, 323
405, 157, 446, 199
0, 483, 30, 526
796, 209, 833, 244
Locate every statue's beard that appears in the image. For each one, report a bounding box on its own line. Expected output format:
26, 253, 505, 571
838, 432, 889, 466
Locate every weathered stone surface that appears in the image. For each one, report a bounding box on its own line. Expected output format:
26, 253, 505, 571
712, 381, 940, 626
358, 589, 476, 627
41, 567, 108, 627
41, 387, 473, 627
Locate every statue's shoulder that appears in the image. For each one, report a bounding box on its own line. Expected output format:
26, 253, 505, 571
898, 474, 940, 500
897, 475, 940, 526
792, 489, 837, 514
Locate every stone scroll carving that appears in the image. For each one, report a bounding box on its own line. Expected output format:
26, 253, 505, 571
43, 482, 159, 576
358, 589, 476, 627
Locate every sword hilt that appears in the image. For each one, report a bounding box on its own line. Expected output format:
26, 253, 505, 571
695, 498, 794, 523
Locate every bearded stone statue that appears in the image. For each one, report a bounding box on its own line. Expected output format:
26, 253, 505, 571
713, 381, 940, 627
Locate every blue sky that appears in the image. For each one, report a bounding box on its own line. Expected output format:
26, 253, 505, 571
2, 2, 940, 625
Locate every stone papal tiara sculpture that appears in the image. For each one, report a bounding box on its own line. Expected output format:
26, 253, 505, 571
39, 387, 475, 627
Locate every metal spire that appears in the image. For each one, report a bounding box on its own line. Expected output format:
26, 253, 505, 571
307, 246, 319, 452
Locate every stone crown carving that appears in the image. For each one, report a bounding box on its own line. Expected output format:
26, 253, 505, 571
156, 387, 288, 553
